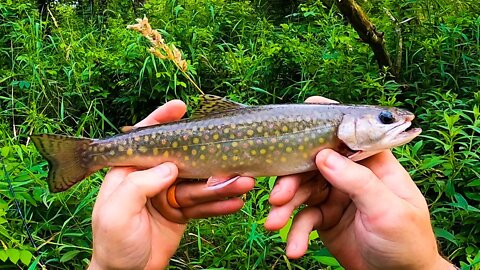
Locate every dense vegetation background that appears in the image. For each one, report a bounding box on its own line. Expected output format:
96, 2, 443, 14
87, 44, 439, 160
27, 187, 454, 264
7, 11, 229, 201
1, 0, 479, 269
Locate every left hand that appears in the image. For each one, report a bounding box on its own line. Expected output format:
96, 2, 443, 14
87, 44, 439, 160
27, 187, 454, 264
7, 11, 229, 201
88, 100, 254, 269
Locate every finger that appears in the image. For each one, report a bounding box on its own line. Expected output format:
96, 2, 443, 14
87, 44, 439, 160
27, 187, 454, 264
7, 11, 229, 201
316, 149, 403, 218
181, 198, 245, 218
286, 207, 324, 259
269, 172, 314, 206
106, 163, 178, 218
264, 180, 329, 231
305, 96, 339, 104
174, 177, 255, 207
316, 188, 351, 230
360, 150, 426, 208
135, 100, 187, 127
150, 187, 188, 224
95, 167, 136, 208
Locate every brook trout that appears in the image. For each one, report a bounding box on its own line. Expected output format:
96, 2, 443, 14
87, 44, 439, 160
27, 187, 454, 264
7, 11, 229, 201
32, 95, 421, 192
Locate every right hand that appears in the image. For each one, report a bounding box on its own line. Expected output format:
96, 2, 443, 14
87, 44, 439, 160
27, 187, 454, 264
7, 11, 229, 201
265, 96, 454, 270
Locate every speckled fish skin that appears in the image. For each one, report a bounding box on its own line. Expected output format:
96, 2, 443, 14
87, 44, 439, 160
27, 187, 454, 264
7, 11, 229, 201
31, 96, 421, 192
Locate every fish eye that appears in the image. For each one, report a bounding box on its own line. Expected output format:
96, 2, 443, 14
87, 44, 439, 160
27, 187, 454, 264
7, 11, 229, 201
379, 111, 395, 124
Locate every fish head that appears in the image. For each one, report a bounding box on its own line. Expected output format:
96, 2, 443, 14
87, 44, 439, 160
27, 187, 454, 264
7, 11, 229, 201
337, 106, 422, 161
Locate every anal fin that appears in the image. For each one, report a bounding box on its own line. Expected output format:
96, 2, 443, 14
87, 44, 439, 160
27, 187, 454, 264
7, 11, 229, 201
204, 176, 241, 190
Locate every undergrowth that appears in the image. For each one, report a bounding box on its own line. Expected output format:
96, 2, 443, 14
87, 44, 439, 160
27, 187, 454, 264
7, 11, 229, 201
1, 0, 479, 269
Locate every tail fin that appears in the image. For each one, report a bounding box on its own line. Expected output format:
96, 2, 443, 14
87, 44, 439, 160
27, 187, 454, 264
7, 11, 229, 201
31, 134, 94, 193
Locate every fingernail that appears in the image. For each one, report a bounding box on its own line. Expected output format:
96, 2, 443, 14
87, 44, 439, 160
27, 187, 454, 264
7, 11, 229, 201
324, 151, 347, 171
154, 163, 172, 177
271, 185, 281, 197
287, 242, 297, 252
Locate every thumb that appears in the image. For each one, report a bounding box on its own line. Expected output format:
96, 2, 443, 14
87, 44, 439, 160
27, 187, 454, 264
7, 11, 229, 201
109, 162, 178, 216
315, 149, 402, 217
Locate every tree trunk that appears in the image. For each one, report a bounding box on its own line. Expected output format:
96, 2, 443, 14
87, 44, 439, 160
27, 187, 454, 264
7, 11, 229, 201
335, 0, 394, 74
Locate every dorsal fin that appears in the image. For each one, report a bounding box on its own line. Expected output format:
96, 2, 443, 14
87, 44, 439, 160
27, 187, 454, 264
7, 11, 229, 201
191, 95, 246, 118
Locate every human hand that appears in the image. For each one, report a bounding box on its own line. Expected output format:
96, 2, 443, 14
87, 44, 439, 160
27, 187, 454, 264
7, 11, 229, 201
89, 100, 254, 269
265, 97, 454, 270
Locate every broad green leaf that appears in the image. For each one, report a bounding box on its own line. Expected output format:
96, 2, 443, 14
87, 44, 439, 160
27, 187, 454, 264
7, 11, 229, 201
1, 147, 9, 158
312, 255, 341, 266
19, 250, 32, 265
278, 218, 292, 243
467, 179, 480, 187
6, 248, 20, 264
60, 250, 81, 262
434, 228, 458, 245
0, 250, 7, 262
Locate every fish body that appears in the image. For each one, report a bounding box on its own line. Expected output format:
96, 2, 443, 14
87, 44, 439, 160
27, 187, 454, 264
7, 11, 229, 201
32, 95, 422, 192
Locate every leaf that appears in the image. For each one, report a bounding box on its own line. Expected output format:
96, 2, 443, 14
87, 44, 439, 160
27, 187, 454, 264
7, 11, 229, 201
60, 250, 81, 262
1, 147, 9, 158
0, 250, 7, 262
6, 248, 20, 264
278, 218, 292, 242
312, 255, 341, 266
18, 250, 32, 265
467, 179, 480, 187
434, 228, 458, 245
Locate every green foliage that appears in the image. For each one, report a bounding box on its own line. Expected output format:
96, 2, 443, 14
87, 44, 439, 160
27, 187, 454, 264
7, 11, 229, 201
1, 0, 479, 269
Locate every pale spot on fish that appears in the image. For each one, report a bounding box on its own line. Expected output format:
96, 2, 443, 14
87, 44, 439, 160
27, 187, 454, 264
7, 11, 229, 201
134, 136, 141, 142
213, 134, 219, 140
222, 155, 228, 161
163, 151, 169, 158
282, 126, 288, 132
172, 141, 179, 148
139, 146, 148, 153
200, 145, 206, 151
223, 128, 230, 134
266, 159, 273, 164
184, 156, 190, 161
247, 130, 254, 136
192, 149, 197, 155
286, 147, 293, 153
144, 136, 149, 142
193, 138, 200, 144
251, 150, 257, 155
232, 156, 239, 161
260, 149, 267, 155
153, 148, 159, 155
298, 145, 305, 151
280, 157, 287, 162
229, 134, 235, 139
183, 145, 188, 151
232, 142, 239, 147
118, 145, 125, 152
200, 154, 206, 160
318, 138, 325, 144
109, 150, 115, 156
127, 148, 134, 156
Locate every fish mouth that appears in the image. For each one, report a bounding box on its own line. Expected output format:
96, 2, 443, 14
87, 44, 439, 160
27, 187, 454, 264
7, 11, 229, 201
387, 120, 422, 145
